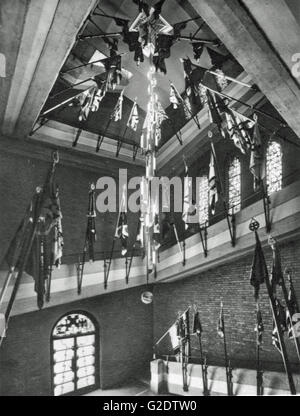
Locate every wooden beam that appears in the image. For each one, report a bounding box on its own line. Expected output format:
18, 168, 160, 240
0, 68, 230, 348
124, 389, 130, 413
241, 0, 300, 88
0, 0, 28, 127
1, 0, 60, 136
13, 0, 98, 138
189, 0, 300, 138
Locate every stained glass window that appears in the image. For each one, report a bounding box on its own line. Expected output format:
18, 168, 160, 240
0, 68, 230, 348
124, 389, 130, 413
228, 157, 241, 213
52, 313, 97, 396
198, 175, 209, 225
266, 141, 282, 194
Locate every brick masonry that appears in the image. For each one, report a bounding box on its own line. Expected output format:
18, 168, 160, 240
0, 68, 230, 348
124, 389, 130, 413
153, 237, 300, 373
0, 284, 153, 396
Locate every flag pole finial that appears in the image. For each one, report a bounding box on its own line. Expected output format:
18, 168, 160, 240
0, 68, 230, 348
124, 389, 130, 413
249, 217, 260, 232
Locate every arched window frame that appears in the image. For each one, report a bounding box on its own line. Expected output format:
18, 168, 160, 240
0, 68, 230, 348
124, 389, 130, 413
50, 310, 99, 396
227, 156, 241, 213
266, 140, 283, 194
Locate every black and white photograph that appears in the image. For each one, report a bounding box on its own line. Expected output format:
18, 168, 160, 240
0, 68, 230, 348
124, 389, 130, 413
0, 0, 300, 401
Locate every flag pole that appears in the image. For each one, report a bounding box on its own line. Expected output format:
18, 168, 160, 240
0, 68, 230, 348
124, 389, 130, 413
194, 314, 209, 395
255, 303, 264, 396
249, 220, 296, 394
220, 302, 233, 396
0, 188, 44, 349
153, 307, 190, 347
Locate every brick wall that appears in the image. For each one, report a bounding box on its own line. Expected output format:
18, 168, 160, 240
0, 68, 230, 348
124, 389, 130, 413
0, 150, 141, 265
153, 238, 300, 373
0, 285, 153, 396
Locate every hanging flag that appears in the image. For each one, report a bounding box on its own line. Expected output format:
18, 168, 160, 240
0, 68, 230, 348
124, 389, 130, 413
272, 298, 287, 353
192, 43, 204, 62
249, 231, 268, 301
286, 280, 300, 339
52, 188, 64, 268
206, 90, 224, 137
153, 34, 174, 74
272, 320, 281, 354
255, 306, 264, 346
169, 323, 180, 353
208, 146, 219, 215
153, 0, 166, 19
127, 100, 139, 131
115, 189, 128, 256
169, 83, 181, 109
86, 185, 97, 262
193, 311, 202, 336
182, 160, 193, 229
181, 58, 197, 101
225, 109, 254, 154
217, 302, 225, 338
206, 47, 224, 69
104, 55, 122, 90
111, 89, 124, 122
270, 238, 283, 294
249, 118, 265, 189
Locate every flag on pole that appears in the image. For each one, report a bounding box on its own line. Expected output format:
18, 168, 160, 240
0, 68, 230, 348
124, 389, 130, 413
206, 90, 224, 137
255, 306, 264, 346
208, 146, 219, 215
272, 321, 281, 354
249, 118, 265, 189
170, 83, 181, 109
249, 231, 268, 301
225, 109, 254, 154
169, 323, 180, 353
270, 239, 283, 294
272, 298, 287, 353
182, 159, 193, 229
111, 89, 124, 122
115, 188, 128, 256
52, 188, 64, 267
217, 302, 225, 338
192, 311, 202, 336
86, 185, 97, 262
136, 212, 144, 250
127, 100, 139, 131
287, 282, 300, 339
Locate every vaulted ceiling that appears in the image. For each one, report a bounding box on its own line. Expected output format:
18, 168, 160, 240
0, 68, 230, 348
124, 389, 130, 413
0, 0, 299, 176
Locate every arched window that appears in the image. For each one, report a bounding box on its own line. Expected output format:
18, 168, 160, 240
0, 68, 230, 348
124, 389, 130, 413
228, 157, 241, 213
51, 312, 99, 396
266, 141, 282, 194
198, 175, 209, 225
